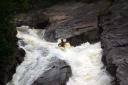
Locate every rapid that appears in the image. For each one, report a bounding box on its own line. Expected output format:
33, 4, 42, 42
7, 26, 112, 85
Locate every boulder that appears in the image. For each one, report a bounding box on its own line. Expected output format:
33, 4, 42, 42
16, 48, 26, 64
32, 57, 72, 85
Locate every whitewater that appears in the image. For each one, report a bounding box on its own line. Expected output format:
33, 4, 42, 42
7, 26, 112, 85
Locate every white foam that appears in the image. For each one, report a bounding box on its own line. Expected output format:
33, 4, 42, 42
7, 26, 112, 85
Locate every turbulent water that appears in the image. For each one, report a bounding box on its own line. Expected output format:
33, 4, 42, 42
7, 26, 112, 85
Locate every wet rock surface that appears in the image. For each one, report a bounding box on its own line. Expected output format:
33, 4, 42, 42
14, 11, 50, 29
100, 0, 128, 85
32, 57, 72, 85
67, 29, 100, 46
16, 48, 26, 64
43, 2, 100, 43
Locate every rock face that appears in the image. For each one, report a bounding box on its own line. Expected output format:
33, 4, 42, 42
32, 57, 72, 85
2, 0, 128, 85
43, 2, 100, 44
14, 10, 50, 29
16, 48, 26, 64
100, 0, 128, 85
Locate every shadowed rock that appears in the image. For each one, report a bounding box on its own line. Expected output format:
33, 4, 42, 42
32, 57, 72, 85
43, 2, 100, 44
14, 11, 50, 29
100, 0, 128, 85
16, 48, 26, 64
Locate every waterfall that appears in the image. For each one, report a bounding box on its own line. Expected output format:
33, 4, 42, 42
7, 26, 112, 85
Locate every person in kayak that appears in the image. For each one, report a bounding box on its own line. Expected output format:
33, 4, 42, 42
58, 39, 71, 48
58, 39, 66, 47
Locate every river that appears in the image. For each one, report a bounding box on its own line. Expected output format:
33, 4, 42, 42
7, 26, 112, 85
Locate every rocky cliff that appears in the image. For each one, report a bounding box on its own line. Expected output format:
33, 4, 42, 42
1, 0, 128, 85
32, 0, 128, 85
100, 0, 128, 85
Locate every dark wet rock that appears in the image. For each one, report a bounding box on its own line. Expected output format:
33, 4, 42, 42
18, 39, 27, 47
6, 62, 18, 83
16, 48, 26, 64
14, 10, 50, 29
67, 29, 100, 46
100, 0, 128, 85
43, 2, 100, 43
32, 57, 72, 85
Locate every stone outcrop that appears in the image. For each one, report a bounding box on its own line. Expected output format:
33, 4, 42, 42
14, 11, 50, 29
43, 2, 100, 44
16, 48, 26, 64
100, 0, 128, 85
32, 57, 72, 85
